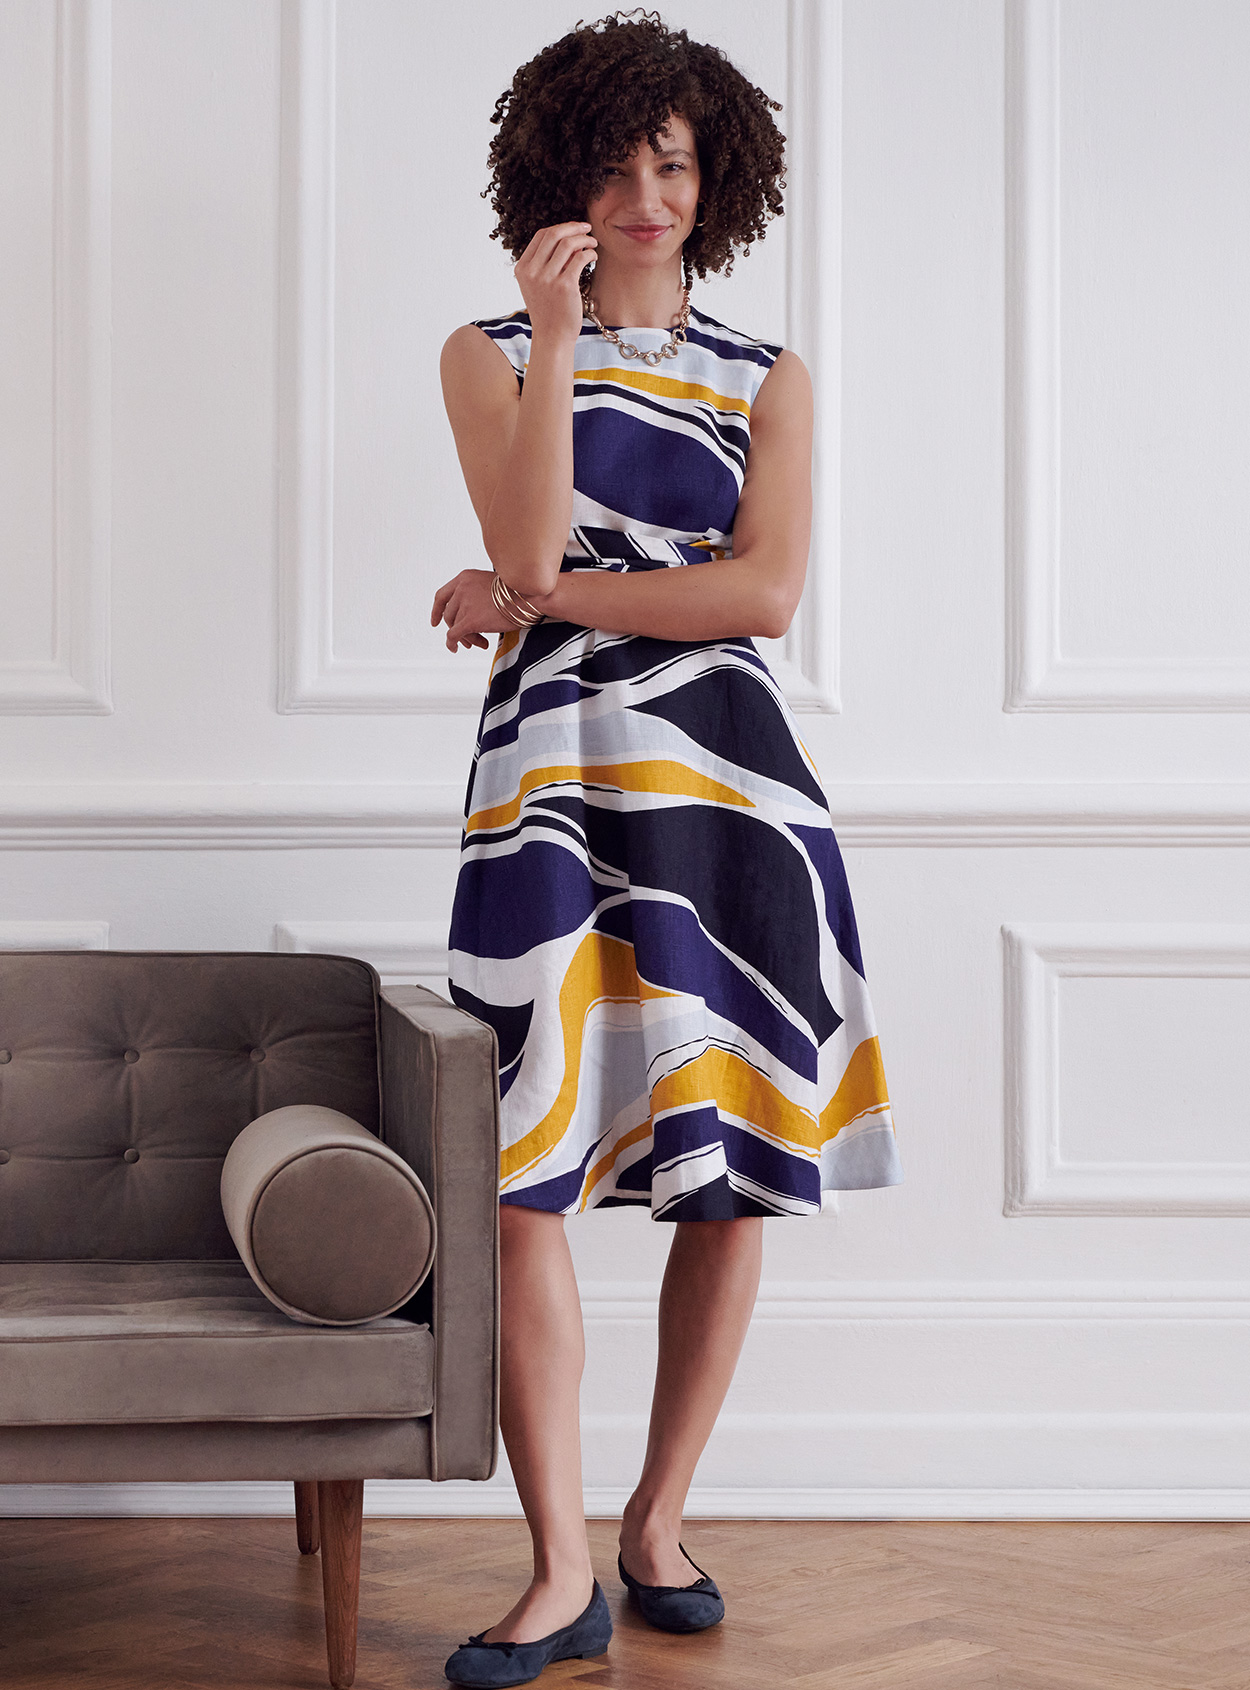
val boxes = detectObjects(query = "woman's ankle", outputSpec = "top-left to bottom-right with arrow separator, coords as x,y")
620,1493 -> 682,1545
530,1545 -> 596,1588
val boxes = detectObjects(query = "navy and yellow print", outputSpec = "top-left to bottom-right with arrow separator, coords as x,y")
449,307 -> 904,1219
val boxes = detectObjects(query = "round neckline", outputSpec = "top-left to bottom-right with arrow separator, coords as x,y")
580,316 -> 689,336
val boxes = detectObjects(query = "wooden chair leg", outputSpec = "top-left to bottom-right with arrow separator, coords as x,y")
318,1479 -> 364,1690
294,1480 -> 320,1555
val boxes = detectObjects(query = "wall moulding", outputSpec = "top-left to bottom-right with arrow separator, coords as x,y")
274,918 -> 448,986
576,1278 -> 1250,1323
771,0 -> 841,713
1004,0 -> 1250,713
1,0 -> 112,716
8,1477 -> 1250,1522
276,0 -> 841,714
5,782 -> 1250,850
0,921 -> 109,950
1004,922 -> 1250,1215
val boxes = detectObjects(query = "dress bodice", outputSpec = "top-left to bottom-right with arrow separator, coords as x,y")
472,306 -> 783,569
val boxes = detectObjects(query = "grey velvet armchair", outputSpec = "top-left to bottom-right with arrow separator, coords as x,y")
0,950 -> 500,1688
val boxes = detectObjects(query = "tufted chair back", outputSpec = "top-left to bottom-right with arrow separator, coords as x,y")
0,951 -> 382,1261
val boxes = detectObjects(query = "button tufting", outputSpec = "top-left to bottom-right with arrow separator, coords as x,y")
0,1149 -> 10,1164
124,1148 -> 140,1163
0,1049 -> 10,1063
123,1048 -> 139,1064
250,1048 -> 266,1063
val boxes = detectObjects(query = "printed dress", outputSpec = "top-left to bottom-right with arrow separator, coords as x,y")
448,305 -> 904,1220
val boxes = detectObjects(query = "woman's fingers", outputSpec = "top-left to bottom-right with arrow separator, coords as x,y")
554,239 -> 597,280
433,571 -> 484,632
434,570 -> 504,649
521,220 -> 593,264
446,619 -> 489,653
447,604 -> 484,647
550,243 -> 597,284
538,232 -> 596,278
430,578 -> 459,625
519,225 -> 596,284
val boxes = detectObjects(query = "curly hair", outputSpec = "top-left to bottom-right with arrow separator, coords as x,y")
484,9 -> 785,281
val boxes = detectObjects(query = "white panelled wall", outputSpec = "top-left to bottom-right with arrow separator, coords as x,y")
2,0 -> 1250,1519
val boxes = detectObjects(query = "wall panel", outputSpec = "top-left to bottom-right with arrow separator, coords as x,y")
1006,0 -> 1250,710
0,0 -> 111,714
1006,923 -> 1250,1213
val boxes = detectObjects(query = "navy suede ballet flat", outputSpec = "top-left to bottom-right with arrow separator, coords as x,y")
617,1542 -> 725,1633
443,1580 -> 612,1687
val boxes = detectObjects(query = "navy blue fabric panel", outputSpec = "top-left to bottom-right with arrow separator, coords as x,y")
572,406 -> 741,536
786,823 -> 867,980
450,840 -> 602,960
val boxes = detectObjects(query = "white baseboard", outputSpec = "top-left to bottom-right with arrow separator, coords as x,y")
6,1481 -> 1250,1520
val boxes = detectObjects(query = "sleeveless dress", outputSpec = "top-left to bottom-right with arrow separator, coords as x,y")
448,305 -> 904,1220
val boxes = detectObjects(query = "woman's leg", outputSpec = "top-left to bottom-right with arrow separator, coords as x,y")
619,1216 -> 764,1584
482,1203 -> 595,1643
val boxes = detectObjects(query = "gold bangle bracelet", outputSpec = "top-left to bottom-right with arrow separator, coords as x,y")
500,578 -> 546,627
489,572 -> 521,627
492,572 -> 546,628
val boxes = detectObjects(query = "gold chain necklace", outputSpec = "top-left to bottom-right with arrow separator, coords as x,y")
579,276 -> 691,367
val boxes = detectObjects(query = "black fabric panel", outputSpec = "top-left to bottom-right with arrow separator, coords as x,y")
567,634 -> 753,689
629,666 -> 828,809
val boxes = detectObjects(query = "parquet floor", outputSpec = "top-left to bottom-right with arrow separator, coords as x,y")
2,1516 -> 1249,1689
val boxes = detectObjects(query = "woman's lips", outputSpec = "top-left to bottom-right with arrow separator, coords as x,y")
617,225 -> 671,241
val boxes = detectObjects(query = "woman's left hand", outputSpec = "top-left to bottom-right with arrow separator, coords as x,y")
430,569 -> 519,651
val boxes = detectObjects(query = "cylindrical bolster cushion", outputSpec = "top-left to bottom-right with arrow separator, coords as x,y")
220,1104 -> 437,1326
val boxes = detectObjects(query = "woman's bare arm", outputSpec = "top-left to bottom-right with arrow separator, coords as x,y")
439,221 -> 596,598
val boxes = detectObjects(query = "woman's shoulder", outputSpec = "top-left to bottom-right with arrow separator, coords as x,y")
450,310 -> 532,382
685,306 -> 785,373
470,310 -> 532,359
684,306 -> 788,411
470,308 -> 532,337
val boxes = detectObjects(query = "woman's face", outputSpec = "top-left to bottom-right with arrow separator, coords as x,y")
585,110 -> 701,280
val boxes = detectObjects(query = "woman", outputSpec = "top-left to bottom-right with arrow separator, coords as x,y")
431,13 -> 904,1686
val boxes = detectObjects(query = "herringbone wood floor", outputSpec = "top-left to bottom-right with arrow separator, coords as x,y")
2,1517 -> 1248,1689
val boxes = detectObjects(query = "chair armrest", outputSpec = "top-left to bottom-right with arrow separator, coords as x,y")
379,984 -> 499,1481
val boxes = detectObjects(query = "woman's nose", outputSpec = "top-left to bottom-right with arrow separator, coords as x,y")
622,195 -> 664,223
621,174 -> 664,213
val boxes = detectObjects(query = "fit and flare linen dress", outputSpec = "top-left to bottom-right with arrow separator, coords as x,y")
448,305 -> 904,1221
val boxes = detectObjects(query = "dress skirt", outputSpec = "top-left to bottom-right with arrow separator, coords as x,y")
448,609 -> 904,1220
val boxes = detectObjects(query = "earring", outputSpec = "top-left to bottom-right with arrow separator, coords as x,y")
694,201 -> 706,227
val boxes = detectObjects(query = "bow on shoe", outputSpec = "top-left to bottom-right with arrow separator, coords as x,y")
627,1574 -> 716,1597
463,1634 -> 523,1656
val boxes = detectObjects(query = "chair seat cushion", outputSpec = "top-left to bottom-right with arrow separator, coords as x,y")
0,1261 -> 433,1426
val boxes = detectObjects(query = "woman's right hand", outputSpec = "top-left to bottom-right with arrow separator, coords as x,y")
513,221 -> 598,343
